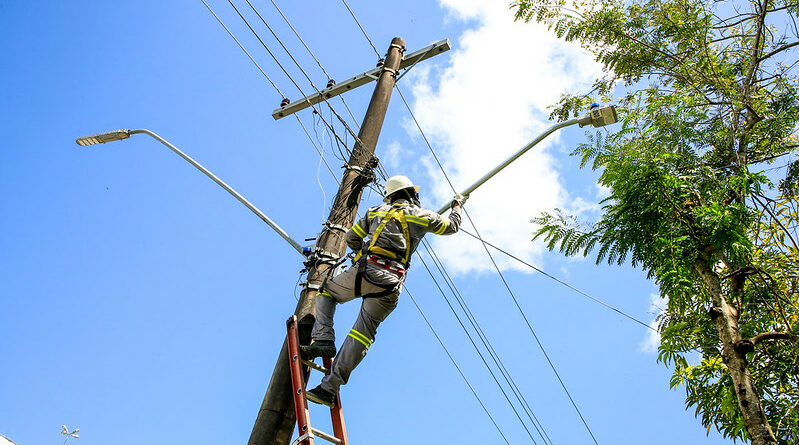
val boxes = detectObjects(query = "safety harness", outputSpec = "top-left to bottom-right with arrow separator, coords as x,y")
353,204 -> 412,298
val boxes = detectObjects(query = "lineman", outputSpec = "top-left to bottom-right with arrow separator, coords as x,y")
302,175 -> 466,406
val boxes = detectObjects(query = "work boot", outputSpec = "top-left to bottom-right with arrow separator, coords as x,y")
306,385 -> 336,407
300,340 -> 336,360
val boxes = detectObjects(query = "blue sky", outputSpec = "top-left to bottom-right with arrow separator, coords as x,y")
1,1 -> 731,444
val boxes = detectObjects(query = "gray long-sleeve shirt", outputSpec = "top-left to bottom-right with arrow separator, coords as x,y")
345,199 -> 462,267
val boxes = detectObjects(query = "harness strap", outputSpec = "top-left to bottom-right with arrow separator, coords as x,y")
366,206 -> 412,265
353,203 -> 412,298
353,252 -> 398,298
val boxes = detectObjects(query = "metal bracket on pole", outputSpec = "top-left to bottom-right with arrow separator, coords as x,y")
343,164 -> 363,173
324,222 -> 349,233
302,282 -> 322,291
271,39 -> 451,120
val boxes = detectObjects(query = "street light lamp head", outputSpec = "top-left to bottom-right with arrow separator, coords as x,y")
590,104 -> 618,127
75,129 -> 131,146
578,104 -> 618,128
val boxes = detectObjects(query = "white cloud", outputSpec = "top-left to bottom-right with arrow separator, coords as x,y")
641,293 -> 667,353
405,1 -> 602,274
383,141 -> 403,170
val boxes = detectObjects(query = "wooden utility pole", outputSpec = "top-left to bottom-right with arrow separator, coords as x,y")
248,37 -> 406,445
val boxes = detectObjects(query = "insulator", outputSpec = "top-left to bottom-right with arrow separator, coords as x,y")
280,98 -> 290,107
326,79 -> 336,88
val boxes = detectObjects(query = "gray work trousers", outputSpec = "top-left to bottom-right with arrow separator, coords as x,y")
312,264 -> 401,394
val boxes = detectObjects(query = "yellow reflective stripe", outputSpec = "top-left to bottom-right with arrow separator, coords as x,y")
348,329 -> 372,348
368,211 -> 389,218
319,289 -> 333,298
369,246 -> 398,259
352,222 -> 367,238
348,333 -> 369,348
397,211 -> 411,264
435,218 -> 449,235
404,215 -> 429,226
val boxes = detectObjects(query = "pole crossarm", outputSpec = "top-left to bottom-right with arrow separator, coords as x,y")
271,39 -> 450,120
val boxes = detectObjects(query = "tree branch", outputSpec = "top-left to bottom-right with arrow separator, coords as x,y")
734,332 -> 797,354
758,40 -> 799,62
749,331 -> 797,346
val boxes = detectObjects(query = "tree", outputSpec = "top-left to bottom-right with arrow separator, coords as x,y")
512,0 -> 799,443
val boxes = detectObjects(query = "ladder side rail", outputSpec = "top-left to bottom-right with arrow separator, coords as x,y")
287,316 -> 314,445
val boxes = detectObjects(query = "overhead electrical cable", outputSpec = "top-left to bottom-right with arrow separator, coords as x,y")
333,3 -> 598,442
397,81 -> 601,445
339,0 -> 381,58
416,253 -> 542,444
421,240 -> 556,445
458,229 -> 656,331
198,0 -> 339,186
267,0 -> 362,130
200,0 -> 284,96
405,287 -> 513,445
418,244 -> 554,445
225,0 -> 357,162
242,0 -> 366,162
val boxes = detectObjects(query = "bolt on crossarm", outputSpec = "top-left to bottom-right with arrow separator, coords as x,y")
75,128 -> 303,254
437,105 -> 617,214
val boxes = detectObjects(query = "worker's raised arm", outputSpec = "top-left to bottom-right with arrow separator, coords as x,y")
345,214 -> 369,251
422,197 -> 463,236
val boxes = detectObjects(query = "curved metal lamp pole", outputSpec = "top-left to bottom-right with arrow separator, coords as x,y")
437,105 -> 618,214
75,129 -> 303,255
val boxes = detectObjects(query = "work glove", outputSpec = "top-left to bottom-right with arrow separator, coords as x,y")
452,193 -> 468,208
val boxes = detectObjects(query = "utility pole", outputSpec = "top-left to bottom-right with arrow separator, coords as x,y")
249,36 -> 442,445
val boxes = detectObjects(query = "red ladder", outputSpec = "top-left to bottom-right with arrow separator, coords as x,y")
286,315 -> 348,445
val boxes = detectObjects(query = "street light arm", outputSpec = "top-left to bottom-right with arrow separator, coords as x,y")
77,128 -> 304,255
435,104 -> 618,214
127,129 -> 304,255
436,116 -> 584,214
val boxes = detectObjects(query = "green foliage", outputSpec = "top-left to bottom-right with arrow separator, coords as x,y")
515,0 -> 799,442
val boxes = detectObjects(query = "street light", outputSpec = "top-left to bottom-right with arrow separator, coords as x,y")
61,425 -> 79,445
75,128 -> 304,254
437,104 -> 618,213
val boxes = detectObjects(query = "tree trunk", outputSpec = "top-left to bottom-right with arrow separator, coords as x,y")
694,256 -> 778,445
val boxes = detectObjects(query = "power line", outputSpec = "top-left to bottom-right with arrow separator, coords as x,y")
198,0 -> 341,189
392,76 -> 598,445
225,0 -> 356,161
419,242 -> 555,445
339,0 -> 381,58
463,209 -> 601,445
334,3 -> 598,442
242,0 -> 368,163
391,57 -> 601,445
404,286 -> 513,445
422,240 -> 556,445
199,0 -> 284,97
267,0 -> 362,131
417,252 -> 542,444
458,229 -> 656,331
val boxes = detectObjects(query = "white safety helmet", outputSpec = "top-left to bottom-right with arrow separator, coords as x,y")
383,175 -> 420,202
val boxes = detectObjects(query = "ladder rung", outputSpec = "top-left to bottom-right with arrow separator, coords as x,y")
311,428 -> 342,445
302,358 -> 330,374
